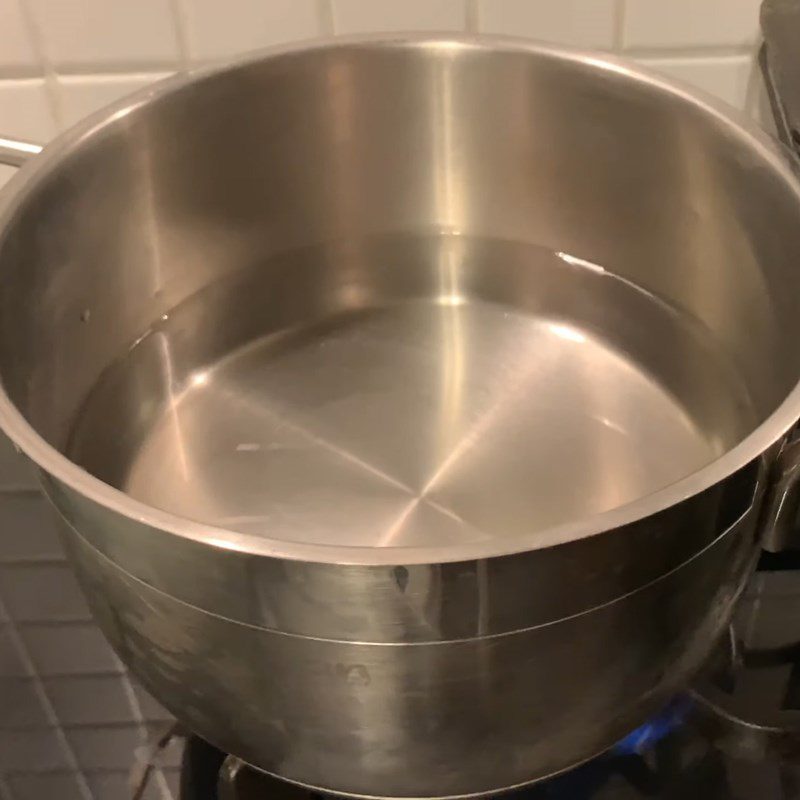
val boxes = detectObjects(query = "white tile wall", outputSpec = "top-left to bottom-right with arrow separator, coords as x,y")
181,0 -> 323,61
27,0 -> 181,70
0,0 -> 771,196
0,1 -> 778,798
0,79 -> 56,140
19,623 -> 124,676
0,729 -> 71,772
0,627 -> 30,677
88,770 -> 179,800
0,0 -> 39,74
478,0 -> 619,49
636,54 -> 755,108
5,774 -> 85,800
56,72 -> 173,127
333,0 -> 467,33
0,564 -> 92,622
45,676 -> 140,726
2,679 -> 49,727
69,727 -> 152,771
623,0 -> 761,49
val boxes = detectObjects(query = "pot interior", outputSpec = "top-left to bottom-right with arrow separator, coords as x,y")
1,39 -> 800,551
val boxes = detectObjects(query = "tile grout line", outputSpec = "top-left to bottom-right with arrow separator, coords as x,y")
623,43 -> 757,59
0,597 -> 94,799
17,619 -> 117,630
317,0 -> 335,36
0,558 -> 71,567
0,66 -> 46,80
46,62 -> 182,78
464,0 -> 479,33
16,0 -> 63,133
1,766 -> 182,780
167,0 -> 191,71
743,42 -> 764,119
3,618 -> 94,625
0,47 -> 759,84
0,487 -> 42,496
4,668 -> 125,679
120,670 -> 176,798
4,718 -> 175,733
612,0 -> 626,51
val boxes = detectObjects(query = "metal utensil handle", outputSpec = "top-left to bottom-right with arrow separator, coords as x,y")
0,136 -> 43,168
760,429 -> 800,552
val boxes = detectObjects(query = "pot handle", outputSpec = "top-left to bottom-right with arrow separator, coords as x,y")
0,136 -> 43,168
760,429 -> 800,552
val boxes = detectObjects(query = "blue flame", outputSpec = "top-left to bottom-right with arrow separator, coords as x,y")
610,695 -> 694,756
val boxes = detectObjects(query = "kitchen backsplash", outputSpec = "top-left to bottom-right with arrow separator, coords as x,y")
0,432 -> 182,800
0,1 -> 775,798
0,0 -> 772,197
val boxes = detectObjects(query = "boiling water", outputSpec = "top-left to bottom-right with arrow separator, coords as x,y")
68,234 -> 756,548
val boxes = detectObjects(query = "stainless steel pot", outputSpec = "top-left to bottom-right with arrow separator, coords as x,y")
2,35 -> 800,799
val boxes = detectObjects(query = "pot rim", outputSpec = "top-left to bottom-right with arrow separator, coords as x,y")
1,32 -> 799,566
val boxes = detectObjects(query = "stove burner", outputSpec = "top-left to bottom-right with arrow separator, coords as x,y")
689,571 -> 800,764
611,697 -> 694,757
179,721 -> 725,800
